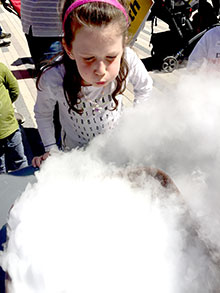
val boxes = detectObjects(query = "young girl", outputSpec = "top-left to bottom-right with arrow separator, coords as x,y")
32,0 -> 153,167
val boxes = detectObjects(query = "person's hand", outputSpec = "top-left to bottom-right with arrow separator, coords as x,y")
32,152 -> 50,168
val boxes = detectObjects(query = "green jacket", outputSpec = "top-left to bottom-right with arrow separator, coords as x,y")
0,62 -> 19,139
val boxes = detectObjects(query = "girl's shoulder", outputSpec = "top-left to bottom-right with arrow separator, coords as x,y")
40,63 -> 65,87
124,47 -> 141,67
124,46 -> 136,59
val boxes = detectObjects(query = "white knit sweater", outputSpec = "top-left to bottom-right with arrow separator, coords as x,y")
34,47 -> 153,151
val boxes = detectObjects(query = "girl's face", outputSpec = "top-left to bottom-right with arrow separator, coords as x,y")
64,23 -> 124,87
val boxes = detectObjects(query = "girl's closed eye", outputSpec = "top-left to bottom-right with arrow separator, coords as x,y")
83,57 -> 95,62
106,56 -> 117,62
83,56 -> 116,62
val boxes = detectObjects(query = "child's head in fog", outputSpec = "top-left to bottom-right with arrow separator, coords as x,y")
59,0 -> 130,102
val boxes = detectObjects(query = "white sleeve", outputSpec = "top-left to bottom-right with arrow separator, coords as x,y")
34,71 -> 58,152
126,47 -> 153,105
187,33 -> 208,71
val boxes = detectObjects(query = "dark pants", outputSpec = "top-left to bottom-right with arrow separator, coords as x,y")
25,27 -> 62,72
0,225 -> 7,293
0,128 -> 28,174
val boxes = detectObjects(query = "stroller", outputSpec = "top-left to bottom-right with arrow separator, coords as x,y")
1,0 -> 20,18
144,0 -> 219,72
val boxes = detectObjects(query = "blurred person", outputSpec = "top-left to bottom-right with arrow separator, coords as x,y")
211,0 -> 220,18
0,225 -> 6,293
0,25 -> 11,40
20,0 -> 63,72
0,62 -> 28,174
0,25 -> 11,47
187,25 -> 220,71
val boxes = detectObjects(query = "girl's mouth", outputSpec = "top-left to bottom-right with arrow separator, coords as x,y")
96,81 -> 106,85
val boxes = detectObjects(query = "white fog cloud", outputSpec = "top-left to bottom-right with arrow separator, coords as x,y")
1,70 -> 220,292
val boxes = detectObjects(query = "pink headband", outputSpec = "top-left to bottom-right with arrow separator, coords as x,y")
63,0 -> 129,29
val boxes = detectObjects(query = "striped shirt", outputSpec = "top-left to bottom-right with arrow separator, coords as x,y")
20,0 -> 62,37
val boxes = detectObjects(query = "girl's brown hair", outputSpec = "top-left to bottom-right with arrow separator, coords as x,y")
37,0 -> 130,115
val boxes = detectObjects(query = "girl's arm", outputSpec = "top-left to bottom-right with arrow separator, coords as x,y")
125,47 -> 153,105
34,71 -> 59,153
33,88 -> 59,167
33,68 -> 63,167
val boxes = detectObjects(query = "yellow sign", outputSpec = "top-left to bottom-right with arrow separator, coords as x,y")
128,0 -> 154,45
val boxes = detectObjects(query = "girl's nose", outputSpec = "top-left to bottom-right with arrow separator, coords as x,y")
94,61 -> 106,75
